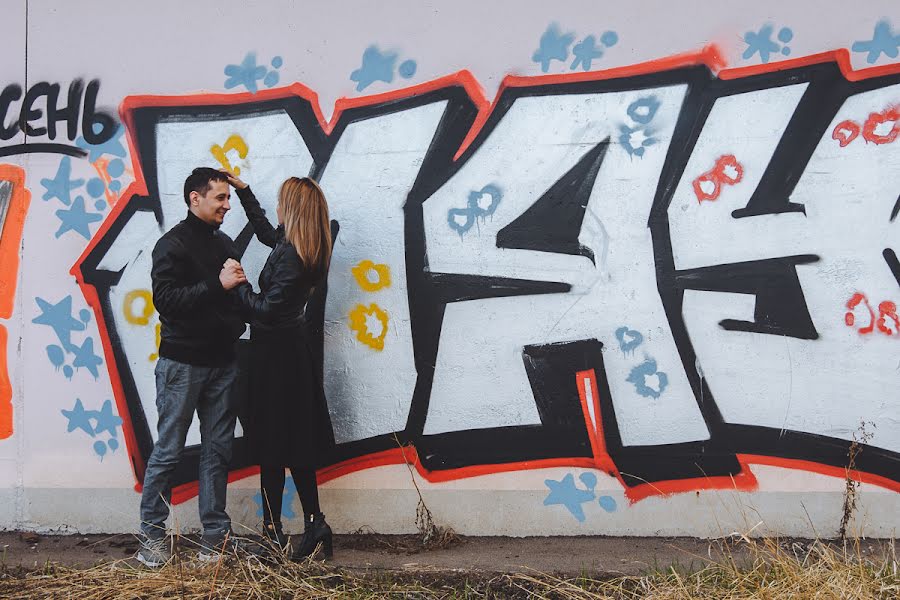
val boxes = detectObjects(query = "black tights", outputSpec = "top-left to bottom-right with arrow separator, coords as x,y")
259,465 -> 320,525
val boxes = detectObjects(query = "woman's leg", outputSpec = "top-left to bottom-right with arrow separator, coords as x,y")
289,467 -> 320,518
289,466 -> 332,559
259,465 -> 286,525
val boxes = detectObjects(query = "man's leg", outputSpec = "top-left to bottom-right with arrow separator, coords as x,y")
196,359 -> 238,547
139,357 -> 205,539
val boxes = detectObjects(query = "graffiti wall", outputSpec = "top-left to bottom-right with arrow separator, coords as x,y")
1,0 -> 898,536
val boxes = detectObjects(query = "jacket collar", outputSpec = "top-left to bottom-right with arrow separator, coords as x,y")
185,210 -> 217,236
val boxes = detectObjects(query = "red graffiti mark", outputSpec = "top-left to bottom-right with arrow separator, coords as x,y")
877,301 -> 899,336
862,106 -> 899,145
692,154 -> 744,203
846,293 -> 899,337
692,172 -> 721,202
832,120 -> 861,147
713,154 -> 744,184
845,292 -> 876,334
576,369 -> 617,475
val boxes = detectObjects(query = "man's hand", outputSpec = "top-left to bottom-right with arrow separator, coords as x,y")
219,258 -> 247,290
219,169 -> 248,190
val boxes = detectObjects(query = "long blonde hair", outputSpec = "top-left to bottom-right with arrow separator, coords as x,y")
279,177 -> 332,272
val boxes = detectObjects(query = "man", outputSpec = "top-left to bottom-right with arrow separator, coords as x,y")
137,167 -> 248,567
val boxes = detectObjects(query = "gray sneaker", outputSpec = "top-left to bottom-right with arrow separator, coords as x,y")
136,536 -> 171,568
197,533 -> 260,563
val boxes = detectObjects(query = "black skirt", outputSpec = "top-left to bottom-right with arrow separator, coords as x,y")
243,325 -> 330,468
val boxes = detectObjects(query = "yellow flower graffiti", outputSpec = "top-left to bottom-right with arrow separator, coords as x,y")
210,134 -> 249,176
351,260 -> 391,292
123,289 -> 154,326
348,303 -> 389,351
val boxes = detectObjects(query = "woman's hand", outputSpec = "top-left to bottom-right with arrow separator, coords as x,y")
219,258 -> 247,290
219,168 -> 248,190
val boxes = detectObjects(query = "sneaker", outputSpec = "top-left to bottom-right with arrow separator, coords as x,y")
136,536 -> 171,568
197,533 -> 262,563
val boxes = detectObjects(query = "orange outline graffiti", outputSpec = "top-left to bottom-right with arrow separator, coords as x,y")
0,165 -> 30,439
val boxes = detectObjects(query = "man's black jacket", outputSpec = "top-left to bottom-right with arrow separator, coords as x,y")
150,211 -> 246,367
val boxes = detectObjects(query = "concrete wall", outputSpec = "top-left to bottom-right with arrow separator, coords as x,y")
0,0 -> 898,537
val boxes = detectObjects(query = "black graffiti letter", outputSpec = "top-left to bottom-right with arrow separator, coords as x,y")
47,79 -> 84,141
82,80 -> 116,144
0,85 -> 21,140
20,82 -> 49,137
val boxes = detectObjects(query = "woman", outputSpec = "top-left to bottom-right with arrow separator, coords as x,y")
220,171 -> 333,560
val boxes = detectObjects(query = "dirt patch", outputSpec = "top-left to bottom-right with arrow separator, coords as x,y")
339,527 -> 462,555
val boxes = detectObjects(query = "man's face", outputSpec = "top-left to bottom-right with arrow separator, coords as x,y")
190,180 -> 231,227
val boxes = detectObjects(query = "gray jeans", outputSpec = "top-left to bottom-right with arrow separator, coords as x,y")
139,357 -> 237,544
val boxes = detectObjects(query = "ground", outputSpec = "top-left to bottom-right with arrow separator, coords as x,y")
0,530 -> 743,575
0,532 -> 896,598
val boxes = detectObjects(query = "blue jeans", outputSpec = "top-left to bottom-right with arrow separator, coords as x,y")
139,357 -> 237,545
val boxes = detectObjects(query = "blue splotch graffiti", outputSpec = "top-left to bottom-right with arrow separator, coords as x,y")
619,96 -> 660,158
852,20 -> 899,65
33,296 -> 102,380
447,184 -> 502,238
350,46 -> 418,92
41,125 -> 127,237
224,52 -> 283,93
743,24 -> 794,63
626,358 -> 669,399
61,398 -> 123,459
544,471 -> 619,522
252,475 -> 298,519
615,326 -> 644,354
533,23 -> 618,73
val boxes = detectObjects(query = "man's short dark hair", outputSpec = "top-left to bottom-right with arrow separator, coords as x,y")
183,168 -> 229,206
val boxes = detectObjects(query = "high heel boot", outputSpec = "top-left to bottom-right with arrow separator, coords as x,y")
262,521 -> 289,552
291,513 -> 333,560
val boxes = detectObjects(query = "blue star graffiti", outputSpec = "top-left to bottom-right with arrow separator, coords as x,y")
742,24 -> 795,64
350,45 -> 418,92
852,20 -> 900,65
532,23 -> 619,73
543,472 -> 618,522
223,52 -> 284,93
40,122 -> 129,239
61,398 -> 123,460
32,296 -> 102,381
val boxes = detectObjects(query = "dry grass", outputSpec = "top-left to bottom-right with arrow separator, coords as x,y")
515,536 -> 900,599
0,535 -> 897,599
392,433 -> 459,551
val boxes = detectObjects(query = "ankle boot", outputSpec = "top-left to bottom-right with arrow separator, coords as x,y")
291,513 -> 333,560
262,521 -> 288,551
